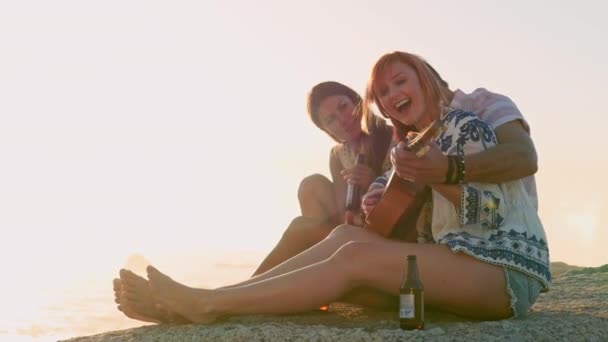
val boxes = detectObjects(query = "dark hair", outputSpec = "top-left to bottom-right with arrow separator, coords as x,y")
306,81 -> 392,176
306,81 -> 362,142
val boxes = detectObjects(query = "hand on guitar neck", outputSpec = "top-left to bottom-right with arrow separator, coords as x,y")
391,124 -> 449,185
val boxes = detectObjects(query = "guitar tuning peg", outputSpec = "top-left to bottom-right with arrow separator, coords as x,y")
433,124 -> 447,139
415,145 -> 431,158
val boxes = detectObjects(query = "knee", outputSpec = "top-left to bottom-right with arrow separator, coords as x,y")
298,174 -> 331,201
326,224 -> 366,243
329,241 -> 376,275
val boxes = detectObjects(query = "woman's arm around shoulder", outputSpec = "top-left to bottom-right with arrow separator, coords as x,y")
464,120 -> 537,183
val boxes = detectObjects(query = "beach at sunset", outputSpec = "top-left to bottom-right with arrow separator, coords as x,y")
64,262 -> 608,341
3,256 -> 606,341
1,251 -> 264,341
1,1 -> 607,341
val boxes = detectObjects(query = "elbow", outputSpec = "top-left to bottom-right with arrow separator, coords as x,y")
524,147 -> 538,176
529,160 -> 538,176
516,144 -> 538,177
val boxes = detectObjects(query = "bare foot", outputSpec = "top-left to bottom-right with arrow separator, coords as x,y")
115,269 -> 188,323
113,279 -> 160,323
113,278 -> 122,304
147,265 -> 218,324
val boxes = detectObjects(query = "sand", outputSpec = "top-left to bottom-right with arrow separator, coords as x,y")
63,263 -> 608,341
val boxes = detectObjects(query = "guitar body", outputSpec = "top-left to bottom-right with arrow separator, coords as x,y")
365,172 -> 429,241
364,120 -> 443,241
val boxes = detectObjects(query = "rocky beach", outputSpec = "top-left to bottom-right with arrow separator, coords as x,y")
64,263 -> 608,341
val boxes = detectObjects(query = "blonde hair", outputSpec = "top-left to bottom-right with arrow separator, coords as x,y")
363,51 -> 451,141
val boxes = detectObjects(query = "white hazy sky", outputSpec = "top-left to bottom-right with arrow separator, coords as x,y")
0,1 -> 607,337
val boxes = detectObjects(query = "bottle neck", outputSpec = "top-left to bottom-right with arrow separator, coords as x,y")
355,153 -> 366,166
406,258 -> 419,281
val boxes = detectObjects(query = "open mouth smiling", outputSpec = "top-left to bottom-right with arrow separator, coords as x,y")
395,98 -> 411,114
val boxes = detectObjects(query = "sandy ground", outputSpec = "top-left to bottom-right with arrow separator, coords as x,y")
63,263 -> 608,341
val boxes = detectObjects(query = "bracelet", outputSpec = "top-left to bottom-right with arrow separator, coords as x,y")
445,156 -> 465,184
445,156 -> 455,184
454,156 -> 466,183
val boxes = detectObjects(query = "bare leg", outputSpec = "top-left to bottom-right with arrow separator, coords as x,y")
113,224 -> 367,322
148,240 -> 511,323
340,287 -> 398,310
235,226 -> 410,311
227,225 -> 377,289
252,217 -> 334,276
252,223 -> 398,309
252,175 -> 339,276
298,174 -> 338,220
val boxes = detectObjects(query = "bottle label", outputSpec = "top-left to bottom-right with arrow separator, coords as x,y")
346,184 -> 354,205
399,294 -> 414,318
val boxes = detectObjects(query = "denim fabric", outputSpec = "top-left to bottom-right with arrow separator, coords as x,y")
504,267 -> 543,318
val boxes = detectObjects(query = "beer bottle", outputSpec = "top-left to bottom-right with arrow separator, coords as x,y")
400,255 -> 424,330
345,153 -> 366,224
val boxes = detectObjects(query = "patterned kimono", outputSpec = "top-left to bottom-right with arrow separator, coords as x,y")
374,109 -> 551,290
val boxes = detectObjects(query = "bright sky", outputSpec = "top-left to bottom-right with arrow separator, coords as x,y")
1,0 -> 607,339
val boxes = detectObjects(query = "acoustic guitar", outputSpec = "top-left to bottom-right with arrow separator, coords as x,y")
364,120 -> 444,241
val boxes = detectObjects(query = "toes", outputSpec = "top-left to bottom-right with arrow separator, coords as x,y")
121,269 -> 152,292
122,279 -> 150,298
122,279 -> 137,292
146,265 -> 166,278
120,269 -> 138,285
118,298 -> 163,324
147,265 -> 172,285
114,278 -> 122,303
146,266 -> 162,285
119,268 -> 128,278
124,290 -> 143,302
113,278 -> 122,291
146,265 -> 158,277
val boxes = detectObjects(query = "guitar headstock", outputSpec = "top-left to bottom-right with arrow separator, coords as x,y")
406,121 -> 446,157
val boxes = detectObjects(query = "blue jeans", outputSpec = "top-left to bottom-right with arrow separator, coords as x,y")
504,268 -> 543,318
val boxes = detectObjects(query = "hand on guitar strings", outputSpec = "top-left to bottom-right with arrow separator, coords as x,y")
390,141 -> 449,184
361,183 -> 385,217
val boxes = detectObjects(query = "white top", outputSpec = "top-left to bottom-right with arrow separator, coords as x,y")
372,109 -> 551,289
450,88 -> 538,210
